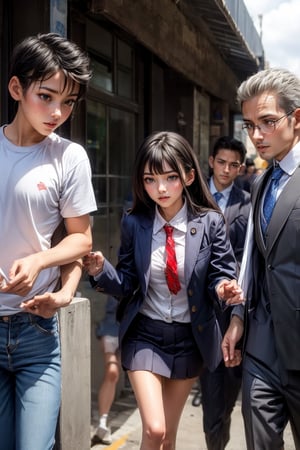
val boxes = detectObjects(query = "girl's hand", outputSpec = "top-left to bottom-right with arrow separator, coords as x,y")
83,251 -> 105,276
216,279 -> 244,305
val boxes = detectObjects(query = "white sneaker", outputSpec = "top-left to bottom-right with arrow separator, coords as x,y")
96,425 -> 112,445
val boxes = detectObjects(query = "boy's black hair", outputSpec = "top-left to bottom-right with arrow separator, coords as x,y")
9,33 -> 92,101
211,136 -> 246,164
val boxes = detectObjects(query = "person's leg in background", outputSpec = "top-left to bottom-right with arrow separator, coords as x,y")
96,335 -> 120,445
192,376 -> 202,407
200,361 -> 242,450
200,363 -> 226,450
221,365 -> 242,447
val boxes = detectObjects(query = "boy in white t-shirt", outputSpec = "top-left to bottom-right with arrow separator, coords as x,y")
0,33 -> 97,449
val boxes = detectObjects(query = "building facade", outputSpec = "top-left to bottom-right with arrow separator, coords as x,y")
0,0 -> 263,399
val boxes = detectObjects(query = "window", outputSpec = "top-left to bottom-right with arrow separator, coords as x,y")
86,23 -> 138,260
87,20 -> 135,100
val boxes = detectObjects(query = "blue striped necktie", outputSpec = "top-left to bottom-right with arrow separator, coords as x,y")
213,192 -> 223,205
262,165 -> 284,235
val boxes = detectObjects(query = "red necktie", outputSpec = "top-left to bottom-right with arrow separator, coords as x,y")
164,225 -> 181,295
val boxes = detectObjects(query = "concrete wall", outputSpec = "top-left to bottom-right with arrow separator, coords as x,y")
80,280 -> 125,410
54,297 -> 91,450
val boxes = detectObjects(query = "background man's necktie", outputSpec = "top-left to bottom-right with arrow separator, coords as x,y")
262,165 -> 284,235
164,225 -> 181,295
213,191 -> 223,206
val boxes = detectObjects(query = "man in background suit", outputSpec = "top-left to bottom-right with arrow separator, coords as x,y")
223,68 -> 300,449
199,136 -> 251,450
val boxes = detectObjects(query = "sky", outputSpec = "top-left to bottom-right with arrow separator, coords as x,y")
243,0 -> 300,76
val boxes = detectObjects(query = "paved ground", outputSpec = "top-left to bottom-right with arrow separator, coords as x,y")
90,385 -> 295,450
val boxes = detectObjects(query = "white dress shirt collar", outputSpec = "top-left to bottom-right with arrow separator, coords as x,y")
209,177 -> 233,203
274,141 -> 300,176
153,199 -> 188,235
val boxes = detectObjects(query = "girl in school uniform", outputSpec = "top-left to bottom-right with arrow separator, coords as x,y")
84,131 -> 241,450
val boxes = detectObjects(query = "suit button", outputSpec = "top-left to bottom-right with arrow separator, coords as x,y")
191,305 -> 197,313
267,264 -> 273,270
188,289 -> 193,296
198,324 -> 203,332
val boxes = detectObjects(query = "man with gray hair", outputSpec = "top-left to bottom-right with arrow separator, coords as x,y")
222,67 -> 300,449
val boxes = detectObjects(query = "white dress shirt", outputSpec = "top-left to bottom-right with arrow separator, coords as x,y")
139,201 -> 190,323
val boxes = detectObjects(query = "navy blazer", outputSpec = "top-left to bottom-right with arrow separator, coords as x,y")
211,183 -> 250,335
207,178 -> 250,264
93,208 -> 237,372
224,184 -> 251,265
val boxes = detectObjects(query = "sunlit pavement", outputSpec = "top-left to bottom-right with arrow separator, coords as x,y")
91,386 -> 294,450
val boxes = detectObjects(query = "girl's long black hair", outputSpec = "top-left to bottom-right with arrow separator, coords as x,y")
131,131 -> 216,215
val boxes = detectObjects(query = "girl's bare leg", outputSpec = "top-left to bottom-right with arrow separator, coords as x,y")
128,370 -> 196,450
161,377 -> 196,450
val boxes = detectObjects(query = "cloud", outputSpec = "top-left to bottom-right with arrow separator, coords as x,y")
244,0 -> 300,76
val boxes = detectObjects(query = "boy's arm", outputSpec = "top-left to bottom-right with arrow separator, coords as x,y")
20,259 -> 83,318
4,215 -> 92,297
20,220 -> 84,318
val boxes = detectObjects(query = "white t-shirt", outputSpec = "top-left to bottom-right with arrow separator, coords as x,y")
0,126 -> 97,314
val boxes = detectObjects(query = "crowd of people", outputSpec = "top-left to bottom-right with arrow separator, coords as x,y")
1,30 -> 300,450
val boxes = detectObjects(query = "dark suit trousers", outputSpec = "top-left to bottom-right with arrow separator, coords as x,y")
242,355 -> 300,450
200,361 -> 242,450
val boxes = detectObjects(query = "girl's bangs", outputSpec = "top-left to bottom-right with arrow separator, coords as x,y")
146,144 -> 178,174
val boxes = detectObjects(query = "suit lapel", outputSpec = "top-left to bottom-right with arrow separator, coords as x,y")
185,220 -> 204,284
252,168 -> 271,254
225,186 -> 240,225
136,215 -> 153,291
252,165 -> 300,256
266,165 -> 300,255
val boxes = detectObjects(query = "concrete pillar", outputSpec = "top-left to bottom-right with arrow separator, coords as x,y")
54,297 -> 91,450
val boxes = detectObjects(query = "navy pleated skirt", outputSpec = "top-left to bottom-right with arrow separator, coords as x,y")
121,313 -> 202,379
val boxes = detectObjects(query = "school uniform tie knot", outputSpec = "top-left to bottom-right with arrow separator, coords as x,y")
164,225 -> 181,295
213,191 -> 223,205
262,165 -> 284,235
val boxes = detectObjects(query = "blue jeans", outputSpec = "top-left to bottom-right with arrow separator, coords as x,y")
0,313 -> 61,450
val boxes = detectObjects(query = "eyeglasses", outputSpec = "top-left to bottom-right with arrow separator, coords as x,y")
242,110 -> 295,135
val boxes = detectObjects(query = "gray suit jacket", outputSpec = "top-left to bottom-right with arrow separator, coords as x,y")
245,164 -> 300,370
93,208 -> 237,372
